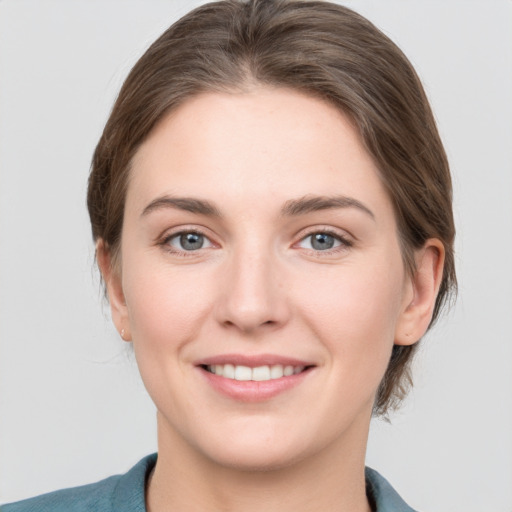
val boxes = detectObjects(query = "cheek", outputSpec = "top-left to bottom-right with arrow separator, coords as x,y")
120,261 -> 217,416
122,261 -> 214,350
293,256 -> 405,370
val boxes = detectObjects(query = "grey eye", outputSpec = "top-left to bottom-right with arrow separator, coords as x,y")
311,233 -> 335,250
180,233 -> 204,250
299,232 -> 342,251
169,232 -> 212,251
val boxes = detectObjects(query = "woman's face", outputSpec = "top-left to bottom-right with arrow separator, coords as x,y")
110,88 -> 419,470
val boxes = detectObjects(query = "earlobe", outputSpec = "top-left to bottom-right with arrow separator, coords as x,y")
96,239 -> 131,342
395,239 -> 445,346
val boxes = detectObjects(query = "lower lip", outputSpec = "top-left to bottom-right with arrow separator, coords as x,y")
198,367 -> 313,402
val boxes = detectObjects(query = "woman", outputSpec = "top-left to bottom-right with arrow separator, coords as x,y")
2,1 -> 456,510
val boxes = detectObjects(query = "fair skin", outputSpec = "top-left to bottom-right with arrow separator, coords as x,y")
98,88 -> 444,512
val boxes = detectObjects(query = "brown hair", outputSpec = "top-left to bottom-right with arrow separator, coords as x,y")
87,0 -> 456,416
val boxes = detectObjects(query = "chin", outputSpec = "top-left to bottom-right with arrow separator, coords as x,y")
203,439 -> 309,473
190,413 -> 346,474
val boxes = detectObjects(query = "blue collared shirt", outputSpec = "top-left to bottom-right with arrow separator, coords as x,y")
2,454 -> 417,512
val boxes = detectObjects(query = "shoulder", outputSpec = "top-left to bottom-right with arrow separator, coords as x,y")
365,467 -> 418,512
1,474 -> 121,512
1,453 -> 157,512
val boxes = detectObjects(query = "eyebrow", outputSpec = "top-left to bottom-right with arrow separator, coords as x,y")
141,194 -> 375,220
280,195 -> 375,220
141,196 -> 222,218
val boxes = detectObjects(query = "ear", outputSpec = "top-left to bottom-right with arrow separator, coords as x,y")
394,239 -> 445,346
96,239 -> 131,342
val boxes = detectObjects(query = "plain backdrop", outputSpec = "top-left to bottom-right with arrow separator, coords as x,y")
1,1 -> 511,510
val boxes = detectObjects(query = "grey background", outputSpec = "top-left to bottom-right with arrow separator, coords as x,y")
1,1 -> 511,510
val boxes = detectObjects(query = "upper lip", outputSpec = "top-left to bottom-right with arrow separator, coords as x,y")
195,353 -> 315,368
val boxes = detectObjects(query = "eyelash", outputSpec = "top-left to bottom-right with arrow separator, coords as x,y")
158,227 -> 353,257
297,228 -> 353,255
159,228 -> 214,257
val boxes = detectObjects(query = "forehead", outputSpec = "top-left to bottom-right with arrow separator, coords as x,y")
128,88 -> 392,221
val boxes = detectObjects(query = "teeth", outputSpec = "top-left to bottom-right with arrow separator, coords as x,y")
252,365 -> 270,381
270,365 -> 284,379
234,365 -> 252,381
223,364 -> 235,379
206,364 -> 306,381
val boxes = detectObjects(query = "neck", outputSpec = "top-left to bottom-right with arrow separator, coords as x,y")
146,413 -> 372,512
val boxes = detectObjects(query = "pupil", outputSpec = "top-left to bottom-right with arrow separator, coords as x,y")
180,233 -> 203,250
312,233 -> 334,250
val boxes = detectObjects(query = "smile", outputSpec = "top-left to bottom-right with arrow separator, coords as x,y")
205,364 -> 306,381
197,355 -> 315,401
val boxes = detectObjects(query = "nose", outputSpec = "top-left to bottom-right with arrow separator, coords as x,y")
215,245 -> 290,334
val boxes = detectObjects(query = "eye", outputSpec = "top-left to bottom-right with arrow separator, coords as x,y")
298,231 -> 348,251
166,231 -> 213,252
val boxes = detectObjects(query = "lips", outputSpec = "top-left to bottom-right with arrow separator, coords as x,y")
196,354 -> 315,402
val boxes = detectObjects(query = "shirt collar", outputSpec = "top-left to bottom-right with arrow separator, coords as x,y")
112,454 -> 416,512
365,467 -> 417,512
